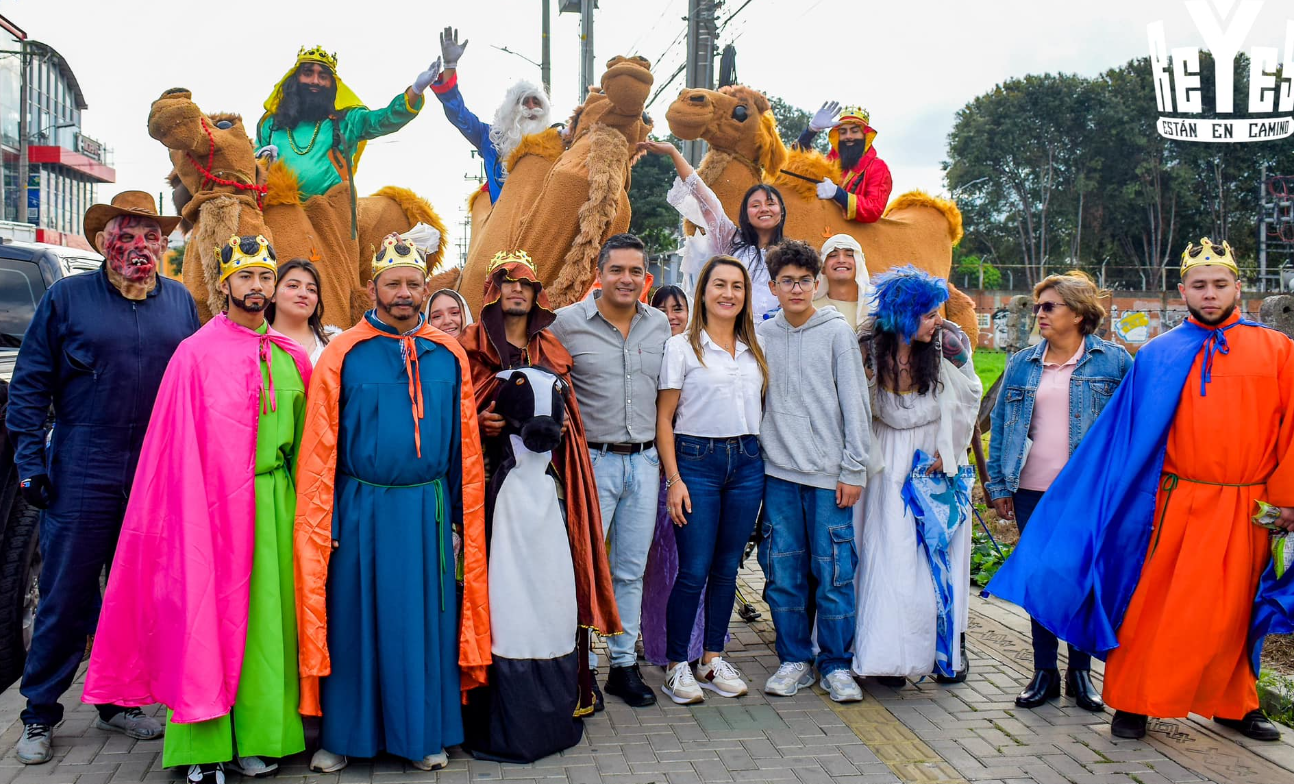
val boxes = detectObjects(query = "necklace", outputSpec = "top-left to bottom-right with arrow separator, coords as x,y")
287,119 -> 324,155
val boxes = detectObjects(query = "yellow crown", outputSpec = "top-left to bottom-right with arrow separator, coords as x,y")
837,106 -> 870,127
488,250 -> 537,274
371,232 -> 427,278
1180,237 -> 1239,276
217,235 -> 277,283
297,45 -> 338,72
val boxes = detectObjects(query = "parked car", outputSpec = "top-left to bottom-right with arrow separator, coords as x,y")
0,239 -> 102,686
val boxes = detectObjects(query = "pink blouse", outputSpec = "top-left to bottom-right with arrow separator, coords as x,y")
1018,345 -> 1084,492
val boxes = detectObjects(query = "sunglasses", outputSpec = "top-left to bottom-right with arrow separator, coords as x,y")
1032,301 -> 1069,315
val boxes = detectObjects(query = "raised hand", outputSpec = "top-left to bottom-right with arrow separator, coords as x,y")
809,100 -> 841,132
439,27 -> 469,69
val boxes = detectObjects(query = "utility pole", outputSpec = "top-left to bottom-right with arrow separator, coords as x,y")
579,0 -> 595,102
541,0 -> 552,96
1259,163 -> 1268,292
682,0 -> 718,166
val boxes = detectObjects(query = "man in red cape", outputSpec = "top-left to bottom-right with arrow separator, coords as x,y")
797,103 -> 893,223
458,249 -> 621,715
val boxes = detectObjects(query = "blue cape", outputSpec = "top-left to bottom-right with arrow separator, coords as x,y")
987,318 -> 1293,669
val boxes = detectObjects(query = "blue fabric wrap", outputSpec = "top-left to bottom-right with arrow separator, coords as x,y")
986,318 -> 1291,663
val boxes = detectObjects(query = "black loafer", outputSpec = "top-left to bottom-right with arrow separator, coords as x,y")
1111,710 -> 1147,739
591,670 -> 605,713
875,676 -> 907,688
1015,668 -> 1061,708
605,664 -> 657,707
1065,669 -> 1104,712
1215,710 -> 1281,741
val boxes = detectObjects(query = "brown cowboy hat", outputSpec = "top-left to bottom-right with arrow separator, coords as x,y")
83,191 -> 182,252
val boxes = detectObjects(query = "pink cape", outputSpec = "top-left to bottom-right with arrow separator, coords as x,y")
82,315 -> 311,723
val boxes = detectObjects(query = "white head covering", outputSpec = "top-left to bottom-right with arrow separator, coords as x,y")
814,234 -> 869,315
428,288 -> 475,328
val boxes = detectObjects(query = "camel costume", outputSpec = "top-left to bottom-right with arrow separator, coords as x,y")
452,56 -> 654,315
151,89 -> 446,331
664,85 -> 979,344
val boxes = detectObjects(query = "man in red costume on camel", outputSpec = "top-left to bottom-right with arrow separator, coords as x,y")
796,103 -> 893,224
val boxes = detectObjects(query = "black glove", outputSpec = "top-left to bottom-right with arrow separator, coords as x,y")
19,474 -> 52,510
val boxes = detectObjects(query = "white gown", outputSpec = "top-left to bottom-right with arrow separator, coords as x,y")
852,387 -> 972,678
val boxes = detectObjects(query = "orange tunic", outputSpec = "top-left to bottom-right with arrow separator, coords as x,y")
1104,312 -> 1294,718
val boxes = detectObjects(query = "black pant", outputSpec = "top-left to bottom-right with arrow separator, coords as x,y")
1013,489 -> 1092,671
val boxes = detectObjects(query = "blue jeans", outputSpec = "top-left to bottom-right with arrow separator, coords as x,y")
666,435 -> 764,664
589,447 -> 661,669
758,477 -> 857,675
22,507 -> 123,726
1014,489 -> 1091,672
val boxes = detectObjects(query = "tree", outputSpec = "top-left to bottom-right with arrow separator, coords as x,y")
628,133 -> 685,259
768,96 -> 830,154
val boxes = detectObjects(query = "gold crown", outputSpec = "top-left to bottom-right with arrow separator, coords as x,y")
372,232 -> 427,277
837,106 -> 870,127
1180,237 -> 1239,276
297,45 -> 338,72
488,250 -> 536,273
217,235 -> 277,283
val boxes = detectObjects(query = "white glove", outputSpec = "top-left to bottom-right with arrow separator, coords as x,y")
817,178 -> 838,200
412,57 -> 443,96
439,26 -> 469,69
254,144 -> 279,163
400,222 -> 442,255
809,100 -> 841,133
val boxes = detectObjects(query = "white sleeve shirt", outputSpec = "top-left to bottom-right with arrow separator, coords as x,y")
659,331 -> 764,438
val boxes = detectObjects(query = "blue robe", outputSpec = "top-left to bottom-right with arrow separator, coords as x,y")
319,312 -> 464,760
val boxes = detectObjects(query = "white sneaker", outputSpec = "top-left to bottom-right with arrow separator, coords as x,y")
228,756 -> 278,778
764,662 -> 815,697
662,662 -> 705,704
697,656 -> 748,697
410,750 -> 449,771
185,763 -> 225,784
309,748 -> 349,773
821,669 -> 864,703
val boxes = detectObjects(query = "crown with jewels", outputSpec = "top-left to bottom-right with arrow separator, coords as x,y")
297,45 -> 338,72
1180,237 -> 1239,276
837,106 -> 871,127
488,250 -> 537,274
217,235 -> 277,283
372,232 -> 427,277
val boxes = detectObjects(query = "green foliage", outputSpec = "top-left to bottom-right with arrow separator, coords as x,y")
945,54 -> 1294,290
974,349 -> 1007,395
970,526 -> 1012,586
628,133 -> 684,258
1257,670 -> 1294,728
955,254 -> 1003,289
768,96 -> 830,154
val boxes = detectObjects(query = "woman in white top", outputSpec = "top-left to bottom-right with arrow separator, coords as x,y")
657,255 -> 769,705
638,140 -> 786,322
267,258 -> 331,365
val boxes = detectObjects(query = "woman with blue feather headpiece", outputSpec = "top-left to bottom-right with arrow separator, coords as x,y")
852,265 -> 982,687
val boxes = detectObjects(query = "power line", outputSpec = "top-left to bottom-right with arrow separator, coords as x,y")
628,0 -> 682,56
649,25 -> 687,70
646,61 -> 688,110
719,0 -> 756,30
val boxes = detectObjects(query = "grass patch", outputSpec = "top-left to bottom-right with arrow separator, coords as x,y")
975,349 -> 1007,397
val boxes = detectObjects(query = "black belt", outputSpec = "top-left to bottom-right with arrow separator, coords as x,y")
588,440 -> 654,454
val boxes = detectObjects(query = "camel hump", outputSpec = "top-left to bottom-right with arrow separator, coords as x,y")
883,190 -> 964,245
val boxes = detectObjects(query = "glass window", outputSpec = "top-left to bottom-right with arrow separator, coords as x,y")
0,257 -> 46,346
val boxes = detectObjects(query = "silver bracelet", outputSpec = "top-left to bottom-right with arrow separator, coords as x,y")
666,472 -> 682,488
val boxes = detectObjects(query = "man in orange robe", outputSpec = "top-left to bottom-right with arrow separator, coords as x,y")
989,238 -> 1294,742
458,250 -> 621,716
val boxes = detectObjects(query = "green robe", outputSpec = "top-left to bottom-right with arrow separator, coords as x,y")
256,92 -> 422,199
162,324 -> 307,766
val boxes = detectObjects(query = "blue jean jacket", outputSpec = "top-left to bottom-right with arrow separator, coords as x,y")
986,334 -> 1131,500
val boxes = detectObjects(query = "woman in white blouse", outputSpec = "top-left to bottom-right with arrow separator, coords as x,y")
656,255 -> 769,705
638,140 -> 786,322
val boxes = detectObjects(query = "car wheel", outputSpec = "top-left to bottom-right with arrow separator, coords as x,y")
0,496 -> 39,686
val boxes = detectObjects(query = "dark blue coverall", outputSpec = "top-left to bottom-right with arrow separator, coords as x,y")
5,265 -> 198,726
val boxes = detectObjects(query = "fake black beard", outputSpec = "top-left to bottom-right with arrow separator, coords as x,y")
230,293 -> 268,313
277,81 -> 336,128
838,140 -> 865,171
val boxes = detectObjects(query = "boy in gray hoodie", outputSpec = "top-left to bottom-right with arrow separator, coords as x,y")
755,240 -> 871,703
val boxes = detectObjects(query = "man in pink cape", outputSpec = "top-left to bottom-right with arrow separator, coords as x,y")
83,235 -> 312,784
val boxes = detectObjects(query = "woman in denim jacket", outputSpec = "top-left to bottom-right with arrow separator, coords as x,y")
987,271 -> 1131,712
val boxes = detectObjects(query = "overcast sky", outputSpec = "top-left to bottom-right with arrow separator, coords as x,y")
5,0 -> 1292,263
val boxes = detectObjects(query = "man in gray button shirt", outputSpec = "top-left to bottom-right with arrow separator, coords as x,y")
551,234 -> 670,708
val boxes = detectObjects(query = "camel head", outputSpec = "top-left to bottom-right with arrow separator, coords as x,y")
572,56 -> 653,146
149,89 -> 261,213
666,85 -> 787,177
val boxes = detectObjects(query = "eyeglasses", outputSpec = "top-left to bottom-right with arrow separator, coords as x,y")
775,277 -> 815,292
1031,301 -> 1070,315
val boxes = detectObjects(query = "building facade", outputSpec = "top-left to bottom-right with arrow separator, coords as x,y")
0,16 -> 114,251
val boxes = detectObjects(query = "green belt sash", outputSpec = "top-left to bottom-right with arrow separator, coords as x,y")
1151,473 -> 1265,558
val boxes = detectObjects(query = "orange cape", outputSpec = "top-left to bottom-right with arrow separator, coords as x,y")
293,318 -> 490,716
